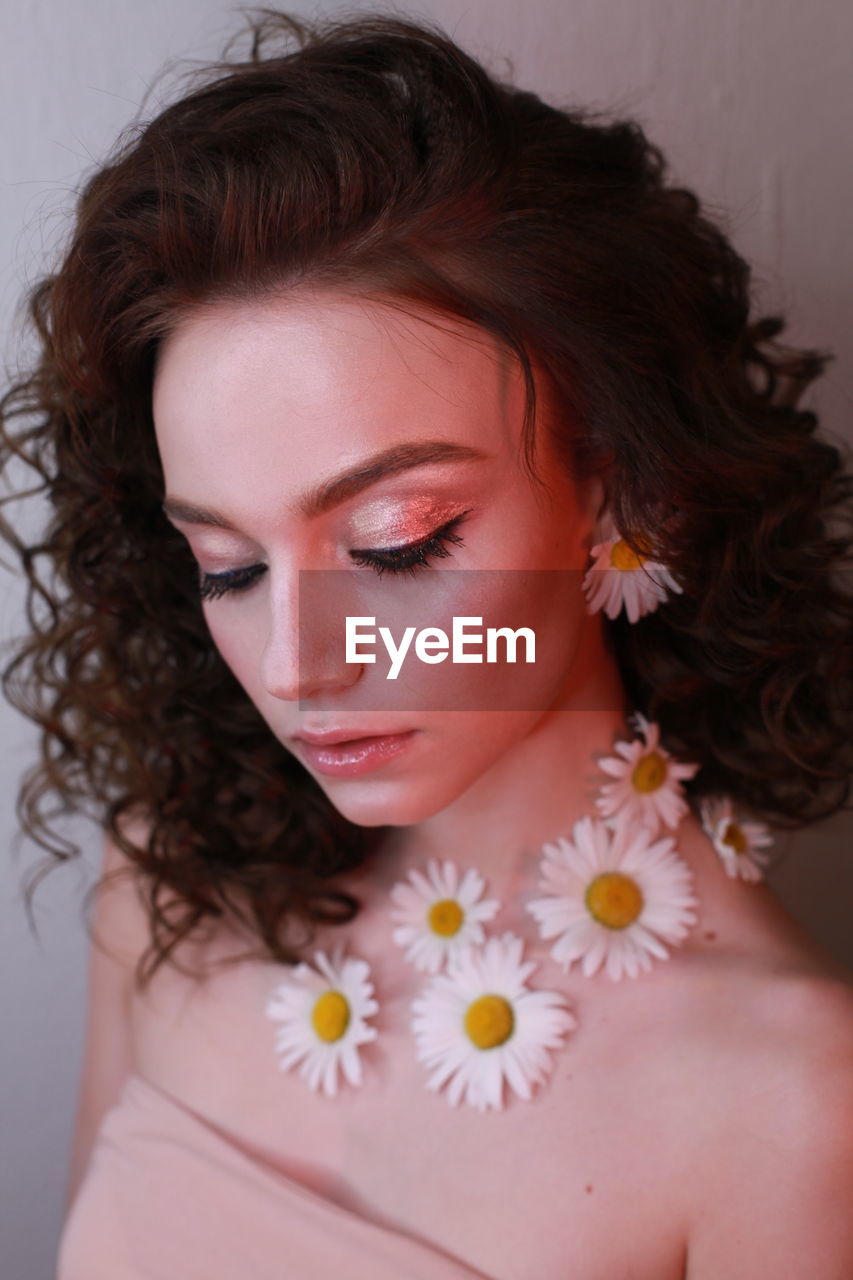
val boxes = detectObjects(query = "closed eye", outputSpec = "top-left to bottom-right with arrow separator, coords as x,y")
196,509 -> 473,601
348,510 -> 472,578
197,562 -> 267,601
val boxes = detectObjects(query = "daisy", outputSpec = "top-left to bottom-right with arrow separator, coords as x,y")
389,858 -> 501,973
265,943 -> 379,1097
582,528 -> 683,623
411,931 -> 576,1111
594,712 -> 700,836
525,814 -> 697,981
699,793 -> 773,882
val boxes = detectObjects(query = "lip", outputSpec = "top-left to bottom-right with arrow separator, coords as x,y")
294,727 -> 412,746
293,730 -> 418,777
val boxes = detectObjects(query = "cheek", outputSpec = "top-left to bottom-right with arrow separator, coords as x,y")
381,567 -> 584,714
481,477 -> 589,574
203,607 -> 262,693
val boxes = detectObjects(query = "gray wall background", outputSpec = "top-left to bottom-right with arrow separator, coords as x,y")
1,1 -> 851,1275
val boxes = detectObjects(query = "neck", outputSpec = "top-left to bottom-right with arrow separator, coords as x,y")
362,614 -> 633,901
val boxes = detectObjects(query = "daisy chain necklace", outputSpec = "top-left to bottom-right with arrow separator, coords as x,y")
265,711 -> 773,1112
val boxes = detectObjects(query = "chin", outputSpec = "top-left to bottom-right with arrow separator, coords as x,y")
314,774 -> 469,829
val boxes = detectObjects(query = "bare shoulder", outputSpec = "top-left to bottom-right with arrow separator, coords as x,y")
88,810 -> 155,976
672,810 -> 853,1101
681,971 -> 853,1278
65,811 -> 156,1214
668,816 -> 853,1277
674,810 -> 849,973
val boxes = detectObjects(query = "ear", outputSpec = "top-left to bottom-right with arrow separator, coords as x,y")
577,474 -> 614,548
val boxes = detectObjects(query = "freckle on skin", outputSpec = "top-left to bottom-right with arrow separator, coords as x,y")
585,1184 -> 593,1194
704,931 -> 717,941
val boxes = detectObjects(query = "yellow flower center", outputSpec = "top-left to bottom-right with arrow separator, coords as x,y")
609,537 -> 651,571
311,990 -> 350,1043
428,898 -> 464,937
631,750 -> 668,794
464,994 -> 515,1049
585,872 -> 644,929
722,820 -> 747,854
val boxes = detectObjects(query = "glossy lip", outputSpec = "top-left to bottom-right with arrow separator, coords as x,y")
293,726 -> 413,746
293,730 -> 418,777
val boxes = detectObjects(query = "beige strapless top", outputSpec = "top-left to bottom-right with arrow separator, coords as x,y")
57,1070 -> 493,1279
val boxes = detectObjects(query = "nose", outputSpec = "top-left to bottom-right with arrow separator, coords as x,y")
259,569 -> 363,703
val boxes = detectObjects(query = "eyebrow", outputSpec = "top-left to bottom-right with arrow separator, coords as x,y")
161,439 -> 490,529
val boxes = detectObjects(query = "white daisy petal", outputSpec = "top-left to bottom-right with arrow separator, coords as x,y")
698,794 -> 774,882
502,1047 -> 533,1101
596,757 -> 628,778
593,718 -> 701,840
411,932 -> 575,1111
479,1050 -> 504,1111
407,868 -> 437,899
265,947 -> 379,1096
525,815 -> 698,981
580,934 -> 609,978
389,858 -> 502,974
456,869 -> 483,906
428,858 -> 457,900
321,1051 -> 338,1098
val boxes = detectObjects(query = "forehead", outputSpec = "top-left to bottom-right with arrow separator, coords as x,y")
151,292 -> 534,527
152,290 -> 524,446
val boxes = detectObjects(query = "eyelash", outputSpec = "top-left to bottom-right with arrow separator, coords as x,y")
349,510 -> 472,579
197,563 -> 267,602
196,510 -> 472,601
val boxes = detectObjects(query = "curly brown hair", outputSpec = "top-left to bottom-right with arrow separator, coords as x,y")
1,9 -> 851,992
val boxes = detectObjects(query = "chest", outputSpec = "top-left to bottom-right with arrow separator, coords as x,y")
130,912 -> 689,1280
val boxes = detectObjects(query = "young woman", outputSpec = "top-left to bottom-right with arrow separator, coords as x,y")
2,11 -> 852,1279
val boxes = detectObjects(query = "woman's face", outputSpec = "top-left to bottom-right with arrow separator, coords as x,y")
153,290 -> 608,827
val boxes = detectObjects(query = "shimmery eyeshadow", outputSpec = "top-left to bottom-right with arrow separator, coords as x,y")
348,495 -> 457,546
